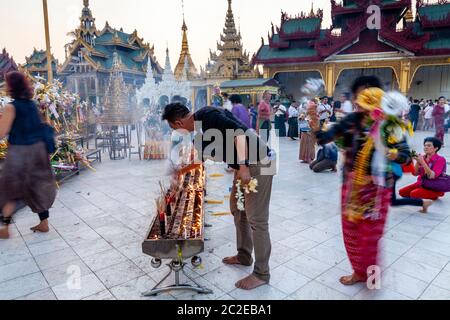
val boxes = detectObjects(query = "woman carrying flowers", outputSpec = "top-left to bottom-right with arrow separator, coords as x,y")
307,76 -> 411,286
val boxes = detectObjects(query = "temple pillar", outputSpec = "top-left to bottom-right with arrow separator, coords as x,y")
74,78 -> 79,95
191,89 -> 196,112
95,77 -> 99,106
84,79 -> 89,102
324,63 -> 336,97
251,94 -> 257,106
399,59 -> 412,95
263,67 -> 271,79
206,86 -> 212,106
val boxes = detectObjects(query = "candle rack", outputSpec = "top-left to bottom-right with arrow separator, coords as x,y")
141,165 -> 212,296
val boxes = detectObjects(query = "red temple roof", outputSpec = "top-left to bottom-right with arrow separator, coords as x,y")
254,0 -> 450,66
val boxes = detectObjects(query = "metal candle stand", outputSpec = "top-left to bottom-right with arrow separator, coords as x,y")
141,166 -> 213,296
142,244 -> 212,297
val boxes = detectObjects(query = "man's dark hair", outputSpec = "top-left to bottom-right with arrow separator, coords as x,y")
350,76 -> 383,95
229,94 -> 242,104
162,103 -> 190,122
222,92 -> 229,98
424,137 -> 443,152
414,99 -> 419,103
439,96 -> 446,100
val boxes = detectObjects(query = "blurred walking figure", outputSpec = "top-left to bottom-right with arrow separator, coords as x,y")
423,102 -> 434,131
409,99 -> 420,131
433,96 -> 447,145
308,76 -> 410,286
273,100 -> 287,137
287,102 -> 299,140
0,72 -> 57,239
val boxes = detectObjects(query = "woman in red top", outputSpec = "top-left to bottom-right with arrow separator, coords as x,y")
400,137 -> 447,201
257,91 -> 272,143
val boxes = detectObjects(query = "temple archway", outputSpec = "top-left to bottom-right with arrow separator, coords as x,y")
171,95 -> 188,105
274,71 -> 323,102
334,67 -> 399,99
409,65 -> 450,100
159,95 -> 169,108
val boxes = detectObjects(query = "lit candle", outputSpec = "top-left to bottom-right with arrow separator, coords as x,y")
184,228 -> 187,239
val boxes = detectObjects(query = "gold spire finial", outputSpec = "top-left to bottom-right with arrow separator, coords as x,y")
83,0 -> 89,8
310,2 -> 314,16
181,0 -> 187,31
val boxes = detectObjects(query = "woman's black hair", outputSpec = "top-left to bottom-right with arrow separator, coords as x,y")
350,76 -> 383,95
162,103 -> 190,122
229,94 -> 242,104
424,137 -> 442,152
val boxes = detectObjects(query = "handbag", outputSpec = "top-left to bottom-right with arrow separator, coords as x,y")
422,161 -> 450,192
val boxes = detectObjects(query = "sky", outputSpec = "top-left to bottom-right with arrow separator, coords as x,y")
0,0 -> 335,69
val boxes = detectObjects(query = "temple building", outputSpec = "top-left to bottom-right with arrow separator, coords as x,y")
58,0 -> 163,106
254,0 -> 450,100
22,48 -> 58,81
0,48 -> 18,91
190,0 -> 262,108
204,0 -> 259,80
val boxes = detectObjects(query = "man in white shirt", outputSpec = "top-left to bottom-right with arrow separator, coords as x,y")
273,100 -> 287,137
423,103 -> 434,131
288,102 -> 299,140
222,93 -> 233,112
317,96 -> 332,126
341,94 -> 353,114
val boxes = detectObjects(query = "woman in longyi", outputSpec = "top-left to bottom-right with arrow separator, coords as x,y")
308,76 -> 411,285
0,72 -> 57,239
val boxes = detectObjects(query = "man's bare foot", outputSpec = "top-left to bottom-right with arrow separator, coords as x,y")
222,256 -> 252,266
30,220 -> 49,233
419,200 -> 433,214
235,274 -> 268,290
0,227 -> 10,239
339,273 -> 365,286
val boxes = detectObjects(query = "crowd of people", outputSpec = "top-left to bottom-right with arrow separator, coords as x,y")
1,71 -> 449,294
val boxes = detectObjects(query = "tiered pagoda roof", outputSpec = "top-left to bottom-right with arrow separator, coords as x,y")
254,0 -> 450,66
174,17 -> 198,80
59,0 -> 162,78
0,48 -> 18,83
205,0 -> 259,79
22,48 -> 58,80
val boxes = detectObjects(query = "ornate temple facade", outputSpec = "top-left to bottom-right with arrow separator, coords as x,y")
99,52 -> 135,126
204,0 -> 259,80
58,0 -> 163,106
22,48 -> 58,81
0,48 -> 18,91
254,0 -> 450,100
137,48 -> 192,108
190,0 -> 261,108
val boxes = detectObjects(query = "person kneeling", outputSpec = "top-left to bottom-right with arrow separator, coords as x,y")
399,137 -> 448,201
309,142 -> 338,173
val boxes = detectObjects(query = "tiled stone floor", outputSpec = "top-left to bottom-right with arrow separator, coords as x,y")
1,131 -> 449,300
